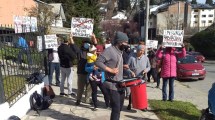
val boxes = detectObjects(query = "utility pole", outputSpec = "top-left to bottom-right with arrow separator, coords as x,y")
144,0 -> 149,54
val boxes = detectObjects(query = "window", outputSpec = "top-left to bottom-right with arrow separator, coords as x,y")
202,10 -> 204,11
150,22 -> 152,26
208,20 -> 213,23
194,21 -> 198,23
202,20 -> 206,26
194,15 -> 198,18
202,20 -> 206,23
202,15 -> 206,17
194,9 -> 198,12
170,14 -> 173,17
209,14 -> 213,17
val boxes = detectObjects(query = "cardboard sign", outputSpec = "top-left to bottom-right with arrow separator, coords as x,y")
163,30 -> 184,47
146,40 -> 158,49
71,17 -> 94,38
14,16 -> 37,33
37,34 -> 58,51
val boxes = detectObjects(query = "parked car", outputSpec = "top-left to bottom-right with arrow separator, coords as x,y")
187,51 -> 205,62
177,55 -> 206,80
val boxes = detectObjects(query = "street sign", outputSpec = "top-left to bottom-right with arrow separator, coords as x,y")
163,30 -> 184,47
71,17 -> 94,38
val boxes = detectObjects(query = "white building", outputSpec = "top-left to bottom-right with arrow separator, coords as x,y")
190,4 -> 214,31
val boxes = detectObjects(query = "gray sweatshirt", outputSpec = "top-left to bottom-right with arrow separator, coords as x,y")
128,54 -> 151,77
95,46 -> 123,91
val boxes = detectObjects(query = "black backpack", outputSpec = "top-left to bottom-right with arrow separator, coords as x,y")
26,72 -> 44,84
30,91 -> 52,115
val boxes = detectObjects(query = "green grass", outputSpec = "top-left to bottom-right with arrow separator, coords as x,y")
148,100 -> 201,120
3,75 -> 26,102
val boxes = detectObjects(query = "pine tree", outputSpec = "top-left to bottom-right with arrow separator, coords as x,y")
191,0 -> 197,4
205,0 -> 213,5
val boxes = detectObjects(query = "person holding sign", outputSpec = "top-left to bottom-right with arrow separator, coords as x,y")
156,44 -> 186,102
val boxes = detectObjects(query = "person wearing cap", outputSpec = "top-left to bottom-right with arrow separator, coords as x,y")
76,33 -> 97,106
95,31 -> 128,120
126,43 -> 151,111
57,36 -> 76,97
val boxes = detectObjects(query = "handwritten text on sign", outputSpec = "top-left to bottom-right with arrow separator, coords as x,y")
146,40 -> 158,49
163,30 -> 184,47
71,17 -> 94,38
37,34 -> 58,51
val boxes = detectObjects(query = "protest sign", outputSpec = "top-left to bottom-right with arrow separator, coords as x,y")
14,16 -> 37,33
37,34 -> 58,51
163,30 -> 184,47
146,40 -> 158,49
71,17 -> 94,38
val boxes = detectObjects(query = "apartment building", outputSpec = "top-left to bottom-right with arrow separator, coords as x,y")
190,4 -> 214,31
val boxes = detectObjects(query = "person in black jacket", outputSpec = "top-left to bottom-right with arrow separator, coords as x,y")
76,33 -> 97,105
58,36 -> 76,97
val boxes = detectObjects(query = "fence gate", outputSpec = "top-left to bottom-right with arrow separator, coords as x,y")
0,33 -> 46,106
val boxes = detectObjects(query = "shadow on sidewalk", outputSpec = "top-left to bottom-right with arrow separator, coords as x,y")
125,115 -> 155,120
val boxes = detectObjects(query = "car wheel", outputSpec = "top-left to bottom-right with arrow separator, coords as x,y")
198,78 -> 205,80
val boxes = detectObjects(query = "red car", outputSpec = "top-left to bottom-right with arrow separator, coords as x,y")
187,51 -> 205,62
177,55 -> 206,80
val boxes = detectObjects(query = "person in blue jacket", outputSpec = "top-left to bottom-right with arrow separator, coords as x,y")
85,53 -> 110,111
208,82 -> 215,117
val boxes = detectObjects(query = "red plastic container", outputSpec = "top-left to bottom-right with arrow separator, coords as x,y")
131,82 -> 148,109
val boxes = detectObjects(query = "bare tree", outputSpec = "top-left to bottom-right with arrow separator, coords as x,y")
25,3 -> 56,34
164,12 -> 183,30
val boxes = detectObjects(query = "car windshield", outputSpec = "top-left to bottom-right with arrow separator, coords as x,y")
178,56 -> 197,64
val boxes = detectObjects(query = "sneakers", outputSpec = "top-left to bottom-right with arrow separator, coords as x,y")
93,107 -> 98,111
127,104 -> 131,110
60,93 -> 68,97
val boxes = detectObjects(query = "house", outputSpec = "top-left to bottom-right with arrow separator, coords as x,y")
190,4 -> 215,31
149,1 -> 192,36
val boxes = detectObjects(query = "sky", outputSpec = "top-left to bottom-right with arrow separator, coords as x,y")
196,0 -> 214,4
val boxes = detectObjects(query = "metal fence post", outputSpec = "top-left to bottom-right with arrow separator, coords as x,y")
0,64 -> 5,104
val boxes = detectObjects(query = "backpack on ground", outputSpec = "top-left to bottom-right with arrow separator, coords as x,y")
26,72 -> 45,84
43,85 -> 55,99
30,91 -> 52,115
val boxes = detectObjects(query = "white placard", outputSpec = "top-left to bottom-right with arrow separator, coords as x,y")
163,30 -> 184,47
37,36 -> 43,52
13,16 -> 37,33
71,17 -> 94,38
37,34 -> 58,51
146,40 -> 158,49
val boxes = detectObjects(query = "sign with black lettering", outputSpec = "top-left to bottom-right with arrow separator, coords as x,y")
163,30 -> 184,47
37,34 -> 58,51
71,17 -> 94,38
146,40 -> 158,49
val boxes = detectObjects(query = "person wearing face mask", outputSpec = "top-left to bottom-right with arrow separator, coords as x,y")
156,44 -> 186,102
95,31 -> 128,120
76,33 -> 97,106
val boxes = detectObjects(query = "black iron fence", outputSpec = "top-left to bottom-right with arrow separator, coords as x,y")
0,33 -> 46,106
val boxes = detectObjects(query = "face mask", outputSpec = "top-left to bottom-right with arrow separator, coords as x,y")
83,43 -> 90,49
119,44 -> 127,51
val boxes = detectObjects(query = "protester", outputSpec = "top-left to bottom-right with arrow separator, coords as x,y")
48,47 -> 60,86
76,33 -> 97,105
85,45 -> 110,110
147,48 -> 157,83
17,34 -> 32,66
95,31 -> 128,120
126,44 -> 151,111
208,82 -> 215,116
58,36 -> 76,97
156,44 -> 186,102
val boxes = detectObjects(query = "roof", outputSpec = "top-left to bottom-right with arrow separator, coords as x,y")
191,4 -> 214,9
49,3 -> 66,21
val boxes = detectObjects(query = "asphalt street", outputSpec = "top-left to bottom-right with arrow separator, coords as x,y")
178,60 -> 215,102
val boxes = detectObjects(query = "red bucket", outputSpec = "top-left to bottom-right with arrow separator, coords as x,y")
131,82 -> 148,109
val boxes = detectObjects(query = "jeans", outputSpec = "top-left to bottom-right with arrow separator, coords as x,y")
162,77 -> 175,100
60,67 -> 74,94
49,62 -> 60,85
89,80 -> 110,108
17,48 -> 32,65
77,74 -> 92,103
157,72 -> 161,87
107,88 -> 125,120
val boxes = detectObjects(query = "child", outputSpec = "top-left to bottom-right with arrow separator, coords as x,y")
85,45 -> 110,110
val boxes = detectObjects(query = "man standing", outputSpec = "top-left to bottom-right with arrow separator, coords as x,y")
95,31 -> 128,120
58,36 -> 76,97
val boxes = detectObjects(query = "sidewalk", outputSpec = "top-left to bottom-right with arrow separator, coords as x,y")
22,68 -> 160,120
22,67 -> 208,120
